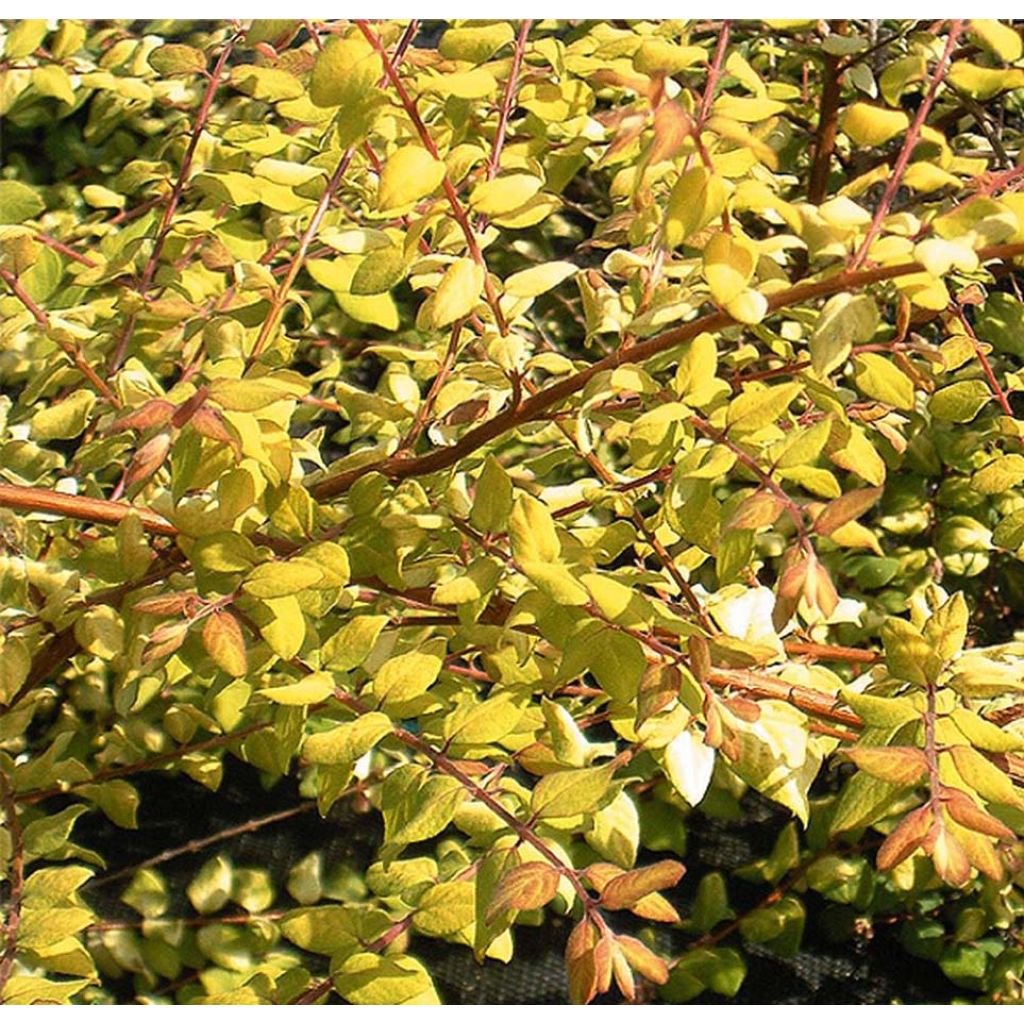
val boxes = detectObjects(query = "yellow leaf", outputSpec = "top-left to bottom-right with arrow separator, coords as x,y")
504,260 -> 577,298
261,672 -> 334,705
913,237 -> 979,278
969,20 -> 1023,63
841,102 -> 909,146
422,258 -> 485,329
378,147 -> 447,212
664,166 -> 728,247
703,231 -> 756,305
422,68 -> 498,99
469,174 -> 542,217
724,288 -> 768,325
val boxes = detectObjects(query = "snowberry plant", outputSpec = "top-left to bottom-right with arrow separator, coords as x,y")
4,16 -> 1024,1005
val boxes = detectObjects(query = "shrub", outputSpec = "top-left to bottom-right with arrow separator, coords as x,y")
3,16 -> 1024,1006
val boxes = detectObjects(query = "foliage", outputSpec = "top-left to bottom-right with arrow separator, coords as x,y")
4,16 -> 1024,1005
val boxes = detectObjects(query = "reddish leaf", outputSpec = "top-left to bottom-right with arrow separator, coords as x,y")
202,610 -> 248,677
877,804 -> 933,871
565,919 -> 613,1005
943,787 -> 1015,839
123,431 -> 172,491
133,593 -> 190,616
600,860 -> 685,911
616,934 -> 670,985
814,487 -> 883,537
485,861 -> 560,923
842,746 -> 929,787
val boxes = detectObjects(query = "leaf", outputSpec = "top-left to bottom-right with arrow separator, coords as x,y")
202,611 -> 249,677
830,771 -> 906,834
504,260 -> 577,298
969,19 -> 1024,62
841,746 -> 929,786
485,862 -> 561,922
924,592 -> 969,663
841,102 -> 909,145
703,231 -> 756,305
0,180 -> 45,225
949,745 -> 1023,808
531,764 -> 617,820
470,455 -> 513,534
421,258 -> 485,329
439,23 -> 514,63
877,805 -> 933,870
378,147 -> 447,211
724,288 -> 768,325
814,487 -> 883,537
372,650 -> 443,705
304,712 -> 393,765
943,788 -> 1014,839
470,174 -> 543,217
565,918 -> 613,1005
880,617 -> 936,686
973,454 -> 1024,495
851,354 -> 915,410
665,166 -> 728,247
929,380 -> 991,422
243,559 -> 324,598
509,492 -> 560,564
31,390 -> 95,440
149,44 -> 207,75
663,729 -> 716,806
309,36 -> 383,108
261,671 -> 334,705
333,952 -> 440,1005
599,860 -> 686,910
726,382 -> 803,435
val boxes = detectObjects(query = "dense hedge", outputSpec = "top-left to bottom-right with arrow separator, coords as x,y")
4,17 -> 1024,1005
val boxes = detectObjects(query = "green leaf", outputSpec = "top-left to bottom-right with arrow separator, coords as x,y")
851,353 -> 915,410
0,181 -> 45,224
531,764 -> 617,820
333,952 -> 440,1005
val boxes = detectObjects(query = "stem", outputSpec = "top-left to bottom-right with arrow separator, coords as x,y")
86,800 -> 321,889
808,53 -> 842,204
0,267 -> 120,407
950,303 -> 1015,419
0,483 -> 177,537
246,22 -> 420,368
849,21 -> 963,271
108,32 -> 239,374
309,241 -> 1024,500
355,20 -> 510,337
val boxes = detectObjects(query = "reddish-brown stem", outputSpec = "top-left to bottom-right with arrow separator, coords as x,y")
808,53 -> 842,204
33,232 -> 98,268
950,303 -> 1015,419
355,20 -> 510,337
399,319 -> 465,451
246,22 -> 419,367
309,241 -> 1024,501
486,20 -> 532,181
0,267 -> 120,407
0,483 -> 177,537
108,33 -> 239,373
849,21 -> 963,271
